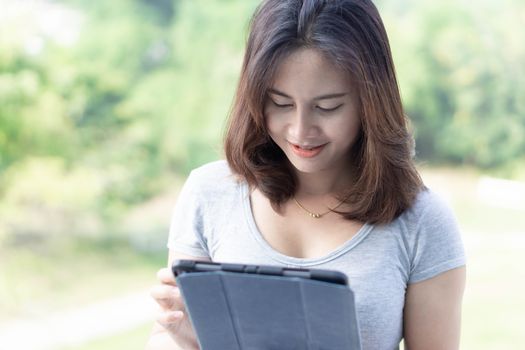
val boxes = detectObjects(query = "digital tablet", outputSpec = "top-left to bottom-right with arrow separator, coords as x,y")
172,259 -> 349,285
171,259 -> 362,350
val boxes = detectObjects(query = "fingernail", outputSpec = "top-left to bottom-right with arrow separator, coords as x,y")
173,287 -> 181,297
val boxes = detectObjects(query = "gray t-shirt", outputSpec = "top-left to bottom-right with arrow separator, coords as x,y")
168,160 -> 466,350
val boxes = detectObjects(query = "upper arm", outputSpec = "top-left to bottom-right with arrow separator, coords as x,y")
403,266 -> 466,350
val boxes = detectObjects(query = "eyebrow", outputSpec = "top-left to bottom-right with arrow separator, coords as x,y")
268,88 -> 348,101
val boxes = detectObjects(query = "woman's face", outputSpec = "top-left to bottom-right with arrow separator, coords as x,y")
265,48 -> 361,177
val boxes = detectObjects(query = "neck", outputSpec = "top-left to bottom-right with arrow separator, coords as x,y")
295,164 -> 354,198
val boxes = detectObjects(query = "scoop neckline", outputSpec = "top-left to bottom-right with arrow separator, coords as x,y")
240,182 -> 373,267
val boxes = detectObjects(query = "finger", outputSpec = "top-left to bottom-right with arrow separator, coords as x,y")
156,310 -> 185,326
157,268 -> 177,286
150,285 -> 183,310
150,284 -> 181,299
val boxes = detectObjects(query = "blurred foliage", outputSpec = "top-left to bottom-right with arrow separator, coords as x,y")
0,0 -> 258,246
381,0 -> 525,168
0,0 -> 524,247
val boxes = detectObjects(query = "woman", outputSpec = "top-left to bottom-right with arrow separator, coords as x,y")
147,0 -> 466,349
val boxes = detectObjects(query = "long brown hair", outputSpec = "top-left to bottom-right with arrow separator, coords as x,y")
224,0 -> 423,224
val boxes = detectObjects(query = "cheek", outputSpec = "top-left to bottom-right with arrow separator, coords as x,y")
345,119 -> 361,139
265,118 -> 280,146
266,121 -> 282,148
342,106 -> 361,134
265,113 -> 284,136
330,116 -> 361,145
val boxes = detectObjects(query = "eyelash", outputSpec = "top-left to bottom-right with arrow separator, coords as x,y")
317,105 -> 343,112
272,101 -> 293,108
271,100 -> 343,112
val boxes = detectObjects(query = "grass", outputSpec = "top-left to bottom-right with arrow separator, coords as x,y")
462,242 -> 525,348
419,166 -> 525,232
0,238 -> 165,323
58,323 -> 153,350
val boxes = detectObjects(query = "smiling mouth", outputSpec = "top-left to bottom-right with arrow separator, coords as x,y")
289,142 -> 327,158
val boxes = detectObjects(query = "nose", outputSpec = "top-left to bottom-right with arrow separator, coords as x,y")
288,107 -> 318,140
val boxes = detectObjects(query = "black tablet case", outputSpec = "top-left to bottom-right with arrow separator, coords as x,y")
177,271 -> 362,350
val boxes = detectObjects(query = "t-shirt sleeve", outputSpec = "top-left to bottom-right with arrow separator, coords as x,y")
166,171 -> 210,258
408,193 -> 466,284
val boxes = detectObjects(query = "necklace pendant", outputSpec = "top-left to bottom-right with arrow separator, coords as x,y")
311,213 -> 321,218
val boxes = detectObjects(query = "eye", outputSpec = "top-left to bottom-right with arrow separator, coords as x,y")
317,104 -> 343,112
271,99 -> 293,108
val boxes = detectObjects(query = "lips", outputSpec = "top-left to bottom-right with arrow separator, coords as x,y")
289,142 -> 327,158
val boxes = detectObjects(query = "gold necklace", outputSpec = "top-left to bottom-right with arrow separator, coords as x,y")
292,196 -> 347,219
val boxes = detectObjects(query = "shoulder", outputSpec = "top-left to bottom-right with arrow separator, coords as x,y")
184,160 -> 243,198
399,188 -> 457,228
188,160 -> 234,181
390,188 -> 462,256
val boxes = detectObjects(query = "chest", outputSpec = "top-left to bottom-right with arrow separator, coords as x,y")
249,191 -> 363,259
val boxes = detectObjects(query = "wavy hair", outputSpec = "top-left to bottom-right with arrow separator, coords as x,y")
224,0 -> 423,223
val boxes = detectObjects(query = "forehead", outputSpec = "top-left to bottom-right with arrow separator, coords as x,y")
270,48 -> 352,96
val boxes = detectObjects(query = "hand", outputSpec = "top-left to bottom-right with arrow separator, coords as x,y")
150,268 -> 199,350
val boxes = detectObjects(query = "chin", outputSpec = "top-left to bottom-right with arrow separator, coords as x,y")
288,160 -> 326,174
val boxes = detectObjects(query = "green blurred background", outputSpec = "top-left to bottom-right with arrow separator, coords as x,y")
0,0 -> 524,349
